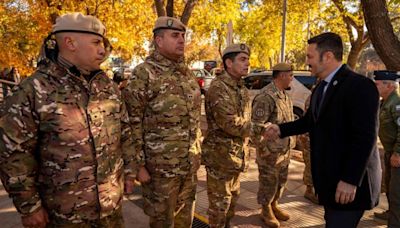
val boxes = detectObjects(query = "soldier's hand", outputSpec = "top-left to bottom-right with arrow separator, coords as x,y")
390,153 -> 400,168
263,123 -> 280,140
335,180 -> 357,204
124,179 -> 135,194
21,207 -> 49,228
137,166 -> 151,184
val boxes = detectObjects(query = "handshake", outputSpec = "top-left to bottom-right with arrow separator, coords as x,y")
262,123 -> 281,141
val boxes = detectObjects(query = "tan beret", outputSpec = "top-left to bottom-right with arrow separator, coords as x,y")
153,16 -> 186,33
272,62 -> 293,72
52,12 -> 106,37
222,43 -> 250,58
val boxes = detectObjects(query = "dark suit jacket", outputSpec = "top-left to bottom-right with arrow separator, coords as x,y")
280,64 -> 381,210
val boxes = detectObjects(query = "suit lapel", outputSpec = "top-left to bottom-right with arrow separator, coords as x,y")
318,64 -> 348,119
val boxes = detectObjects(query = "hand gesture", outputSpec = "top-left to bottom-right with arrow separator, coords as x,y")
137,166 -> 151,184
21,207 -> 49,228
263,123 -> 280,141
335,180 -> 357,204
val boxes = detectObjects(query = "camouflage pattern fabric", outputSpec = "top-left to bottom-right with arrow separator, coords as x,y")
47,207 -> 124,228
251,82 -> 295,205
206,168 -> 240,228
142,173 -> 197,228
298,133 -> 313,186
202,72 -> 252,174
202,71 -> 252,227
0,60 -> 136,224
122,50 -> 201,227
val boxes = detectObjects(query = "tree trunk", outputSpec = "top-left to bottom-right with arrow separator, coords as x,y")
166,0 -> 174,17
154,0 -> 165,17
361,0 -> 400,70
181,0 -> 197,25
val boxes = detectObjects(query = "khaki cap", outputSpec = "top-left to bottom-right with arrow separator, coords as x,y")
222,43 -> 250,58
153,16 -> 186,32
52,12 -> 106,37
272,63 -> 293,71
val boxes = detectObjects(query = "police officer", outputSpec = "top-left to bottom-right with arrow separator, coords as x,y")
122,16 -> 202,228
251,63 -> 296,228
0,12 -> 136,228
374,71 -> 400,227
202,43 -> 257,228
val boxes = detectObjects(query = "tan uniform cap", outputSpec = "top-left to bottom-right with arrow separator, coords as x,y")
222,43 -> 250,58
52,12 -> 106,37
272,62 -> 293,71
153,16 -> 186,32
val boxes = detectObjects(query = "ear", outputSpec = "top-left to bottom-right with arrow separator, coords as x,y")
155,36 -> 163,49
226,58 -> 233,69
64,36 -> 77,51
323,51 -> 335,63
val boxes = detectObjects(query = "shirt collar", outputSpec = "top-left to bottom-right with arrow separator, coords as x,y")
324,64 -> 342,84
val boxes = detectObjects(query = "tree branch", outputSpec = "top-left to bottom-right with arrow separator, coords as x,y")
181,0 -> 197,25
154,0 -> 165,17
166,0 -> 173,17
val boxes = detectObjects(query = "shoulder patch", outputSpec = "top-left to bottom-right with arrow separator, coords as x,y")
255,108 -> 265,118
397,117 -> 400,126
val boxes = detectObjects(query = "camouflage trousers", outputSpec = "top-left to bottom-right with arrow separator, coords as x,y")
298,134 -> 313,187
142,172 -> 197,228
206,168 -> 241,228
47,207 -> 124,228
256,150 -> 290,205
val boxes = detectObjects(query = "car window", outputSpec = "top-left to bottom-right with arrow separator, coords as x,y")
244,74 -> 272,90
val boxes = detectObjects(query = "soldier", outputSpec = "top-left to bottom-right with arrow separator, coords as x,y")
251,63 -> 296,227
202,43 -> 258,228
122,16 -> 202,228
374,71 -> 400,226
0,12 -> 136,228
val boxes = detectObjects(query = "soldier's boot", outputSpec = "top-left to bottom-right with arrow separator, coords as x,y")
260,205 -> 280,228
304,185 -> 319,204
271,201 -> 290,221
374,210 -> 389,220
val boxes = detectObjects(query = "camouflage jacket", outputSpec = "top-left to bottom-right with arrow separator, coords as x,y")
379,88 -> 400,154
0,61 -> 135,223
122,51 -> 202,177
251,82 -> 295,156
202,72 -> 252,174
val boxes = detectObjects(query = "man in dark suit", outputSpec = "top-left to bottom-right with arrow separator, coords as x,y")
266,32 -> 381,227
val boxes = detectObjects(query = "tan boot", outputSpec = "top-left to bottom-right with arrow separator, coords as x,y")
271,201 -> 290,221
260,205 -> 280,228
304,185 -> 319,204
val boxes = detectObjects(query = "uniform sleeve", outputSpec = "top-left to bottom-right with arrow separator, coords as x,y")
207,82 -> 251,138
251,93 -> 275,146
120,98 -> 137,180
391,103 -> 400,154
0,82 -> 42,216
121,67 -> 147,170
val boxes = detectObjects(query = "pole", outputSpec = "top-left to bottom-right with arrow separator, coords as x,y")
280,0 -> 287,62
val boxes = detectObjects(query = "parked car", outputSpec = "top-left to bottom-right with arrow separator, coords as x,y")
191,68 -> 215,94
243,71 -> 317,119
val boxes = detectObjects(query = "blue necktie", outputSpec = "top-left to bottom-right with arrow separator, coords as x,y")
315,80 -> 328,116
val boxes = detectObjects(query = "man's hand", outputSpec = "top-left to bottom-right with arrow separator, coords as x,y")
391,153 -> 400,168
21,207 -> 49,228
137,166 -> 151,184
124,179 -> 135,194
335,180 -> 357,204
263,123 -> 280,141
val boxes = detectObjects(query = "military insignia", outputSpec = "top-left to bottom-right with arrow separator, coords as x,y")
240,44 -> 246,50
92,20 -> 100,33
167,19 -> 173,27
397,117 -> 400,126
255,108 -> 265,117
333,80 -> 338,86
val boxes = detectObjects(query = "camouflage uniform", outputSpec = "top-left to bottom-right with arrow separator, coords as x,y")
378,87 -> 400,226
251,82 -> 295,208
0,59 -> 136,227
122,50 -> 202,228
202,71 -> 252,228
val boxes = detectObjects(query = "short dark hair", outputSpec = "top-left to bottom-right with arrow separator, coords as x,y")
308,32 -> 343,61
223,52 -> 240,70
